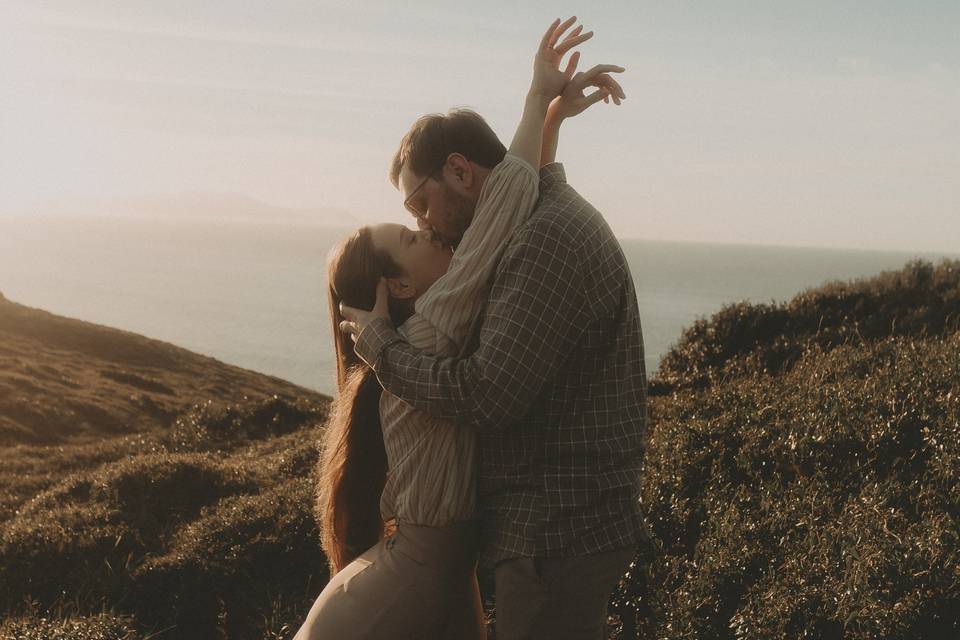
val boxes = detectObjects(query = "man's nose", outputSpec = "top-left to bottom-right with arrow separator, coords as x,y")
416,217 -> 432,232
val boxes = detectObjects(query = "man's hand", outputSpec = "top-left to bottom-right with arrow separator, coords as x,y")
549,62 -> 626,121
529,16 -> 594,102
339,277 -> 391,344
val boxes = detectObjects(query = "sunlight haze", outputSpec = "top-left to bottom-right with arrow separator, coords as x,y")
1,1 -> 957,252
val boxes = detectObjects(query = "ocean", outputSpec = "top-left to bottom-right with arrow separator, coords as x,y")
1,214 -> 954,397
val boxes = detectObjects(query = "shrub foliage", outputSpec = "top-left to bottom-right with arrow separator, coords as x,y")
2,260 -> 958,639
0,396 -> 327,640
612,259 -> 960,639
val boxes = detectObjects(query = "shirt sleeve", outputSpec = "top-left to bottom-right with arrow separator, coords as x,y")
354,219 -> 587,432
410,152 -> 539,355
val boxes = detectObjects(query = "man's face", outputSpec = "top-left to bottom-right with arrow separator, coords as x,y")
399,164 -> 475,249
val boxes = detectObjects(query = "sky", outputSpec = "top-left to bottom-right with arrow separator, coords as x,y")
1,1 -> 958,253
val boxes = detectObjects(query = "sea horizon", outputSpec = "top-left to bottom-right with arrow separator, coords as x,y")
1,213 -> 956,397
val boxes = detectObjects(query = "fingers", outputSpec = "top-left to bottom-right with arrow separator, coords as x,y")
563,50 -> 580,80
586,87 -> 610,107
570,64 -> 626,105
562,24 -> 583,43
338,320 -> 356,341
594,73 -> 626,100
539,18 -> 561,51
554,30 -> 594,56
578,64 -> 626,82
592,74 -> 623,105
548,16 -> 578,49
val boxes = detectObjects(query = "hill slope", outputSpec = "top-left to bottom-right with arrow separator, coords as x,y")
0,295 -> 331,639
0,293 -> 326,445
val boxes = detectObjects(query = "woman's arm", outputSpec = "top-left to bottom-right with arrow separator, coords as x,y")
541,62 -> 626,166
404,18 -> 596,353
508,17 -> 594,169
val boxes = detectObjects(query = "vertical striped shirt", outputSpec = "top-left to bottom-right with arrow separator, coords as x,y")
378,153 -> 539,526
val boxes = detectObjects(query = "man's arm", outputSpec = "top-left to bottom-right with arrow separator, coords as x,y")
355,222 -> 587,432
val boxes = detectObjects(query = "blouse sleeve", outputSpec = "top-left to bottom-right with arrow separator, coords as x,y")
407,152 -> 539,355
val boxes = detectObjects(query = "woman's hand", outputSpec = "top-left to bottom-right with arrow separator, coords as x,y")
538,59 -> 626,166
548,62 -> 626,121
529,17 -> 594,103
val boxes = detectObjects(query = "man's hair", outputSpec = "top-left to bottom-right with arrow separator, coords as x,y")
390,108 -> 506,188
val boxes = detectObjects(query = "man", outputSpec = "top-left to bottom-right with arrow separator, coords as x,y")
340,40 -> 647,640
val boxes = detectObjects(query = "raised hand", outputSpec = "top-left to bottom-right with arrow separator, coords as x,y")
530,17 -> 594,102
549,61 -> 626,120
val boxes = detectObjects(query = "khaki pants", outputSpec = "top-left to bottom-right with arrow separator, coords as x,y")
494,546 -> 636,640
294,520 -> 485,640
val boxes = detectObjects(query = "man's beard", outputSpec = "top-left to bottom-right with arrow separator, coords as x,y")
441,182 -> 476,250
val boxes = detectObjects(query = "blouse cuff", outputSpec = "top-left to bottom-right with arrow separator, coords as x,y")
355,317 -> 402,370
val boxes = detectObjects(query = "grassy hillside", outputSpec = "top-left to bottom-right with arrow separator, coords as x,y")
0,293 -> 321,446
2,259 -> 958,639
0,295 -> 330,639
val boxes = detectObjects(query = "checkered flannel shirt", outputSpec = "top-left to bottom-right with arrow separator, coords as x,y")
355,162 -> 648,566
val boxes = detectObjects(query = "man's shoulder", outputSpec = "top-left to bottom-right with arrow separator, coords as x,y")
514,180 -> 606,252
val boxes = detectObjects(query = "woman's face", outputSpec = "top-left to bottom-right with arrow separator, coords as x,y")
369,223 -> 453,301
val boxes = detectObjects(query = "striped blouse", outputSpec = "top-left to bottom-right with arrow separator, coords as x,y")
378,153 -> 539,526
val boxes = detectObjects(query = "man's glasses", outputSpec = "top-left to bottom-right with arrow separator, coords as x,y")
403,170 -> 436,220
403,122 -> 447,220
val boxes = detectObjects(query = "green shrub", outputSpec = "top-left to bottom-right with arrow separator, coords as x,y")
168,395 -> 325,452
0,613 -> 141,640
0,452 -> 261,608
0,393 -> 329,638
129,477 -> 326,639
616,331 -> 960,638
656,259 -> 960,392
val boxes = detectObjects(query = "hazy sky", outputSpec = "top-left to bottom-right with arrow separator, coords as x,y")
1,1 -> 958,252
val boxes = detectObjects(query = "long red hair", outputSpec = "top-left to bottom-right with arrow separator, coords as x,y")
316,227 -> 413,574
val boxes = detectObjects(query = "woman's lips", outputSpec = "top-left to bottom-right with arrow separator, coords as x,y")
428,231 -> 453,256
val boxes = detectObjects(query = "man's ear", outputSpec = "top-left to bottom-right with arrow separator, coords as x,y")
444,153 -> 473,190
386,276 -> 417,300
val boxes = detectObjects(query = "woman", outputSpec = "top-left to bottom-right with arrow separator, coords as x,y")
295,17 -> 625,640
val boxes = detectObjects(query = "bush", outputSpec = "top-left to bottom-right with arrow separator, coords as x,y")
0,451 -> 261,608
129,478 -> 326,639
168,395 -> 325,452
0,613 -> 141,640
0,396 -> 327,639
655,259 -> 960,392
616,331 -> 960,639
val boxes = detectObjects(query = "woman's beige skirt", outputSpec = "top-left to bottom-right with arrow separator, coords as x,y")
294,520 -> 486,640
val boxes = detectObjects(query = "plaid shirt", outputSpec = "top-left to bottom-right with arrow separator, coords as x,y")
356,162 -> 648,566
